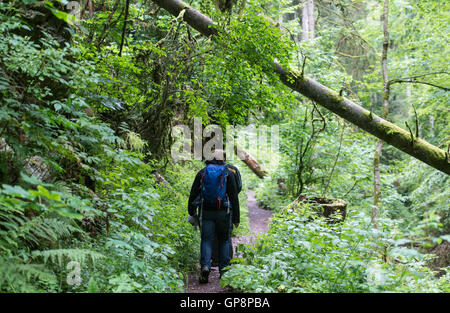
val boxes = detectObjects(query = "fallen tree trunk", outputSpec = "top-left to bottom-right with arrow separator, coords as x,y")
152,170 -> 170,186
151,0 -> 450,175
287,195 -> 347,224
234,146 -> 268,178
274,64 -> 449,176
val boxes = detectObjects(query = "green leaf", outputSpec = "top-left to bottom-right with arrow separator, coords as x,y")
1,184 -> 32,198
54,206 -> 83,220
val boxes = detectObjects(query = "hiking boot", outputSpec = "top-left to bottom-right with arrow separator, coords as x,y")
219,270 -> 227,279
199,266 -> 210,284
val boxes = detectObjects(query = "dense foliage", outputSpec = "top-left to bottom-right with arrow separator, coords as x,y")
0,0 -> 203,292
222,208 -> 450,292
0,0 -> 448,293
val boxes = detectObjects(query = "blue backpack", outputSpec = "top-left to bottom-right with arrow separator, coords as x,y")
200,164 -> 229,210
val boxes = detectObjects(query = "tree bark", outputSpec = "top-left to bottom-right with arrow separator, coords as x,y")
372,0 -> 390,227
301,0 -> 314,41
307,0 -> 314,40
150,0 -> 450,175
234,145 -> 268,178
429,115 -> 435,138
301,1 -> 309,41
372,140 -> 382,226
119,0 -> 130,57
152,171 -> 170,186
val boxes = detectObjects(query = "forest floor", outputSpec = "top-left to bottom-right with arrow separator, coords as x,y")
185,190 -> 273,293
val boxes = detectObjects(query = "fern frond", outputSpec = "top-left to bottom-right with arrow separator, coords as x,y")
53,181 -> 73,195
0,202 -> 26,252
18,215 -> 82,246
32,249 -> 105,267
0,259 -> 56,292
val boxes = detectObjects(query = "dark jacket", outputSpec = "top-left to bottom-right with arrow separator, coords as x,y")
188,160 -> 240,224
225,163 -> 242,194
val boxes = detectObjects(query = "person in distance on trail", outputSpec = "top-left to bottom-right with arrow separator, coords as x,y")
188,149 -> 240,284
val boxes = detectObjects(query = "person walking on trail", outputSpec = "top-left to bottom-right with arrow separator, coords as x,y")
211,153 -> 241,266
188,149 -> 240,284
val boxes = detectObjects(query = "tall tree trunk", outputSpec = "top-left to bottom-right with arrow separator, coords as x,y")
149,0 -> 450,175
429,115 -> 435,138
301,1 -> 309,41
373,141 -> 382,226
301,0 -> 314,41
372,0 -> 390,227
307,0 -> 314,40
119,0 -> 130,57
406,84 -> 412,98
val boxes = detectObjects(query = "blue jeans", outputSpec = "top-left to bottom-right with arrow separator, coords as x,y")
200,210 -> 232,274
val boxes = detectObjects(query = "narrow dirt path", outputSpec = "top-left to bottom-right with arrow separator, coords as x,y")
185,190 -> 272,293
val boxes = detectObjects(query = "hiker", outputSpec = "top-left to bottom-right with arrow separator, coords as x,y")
211,152 -> 242,266
188,149 -> 240,283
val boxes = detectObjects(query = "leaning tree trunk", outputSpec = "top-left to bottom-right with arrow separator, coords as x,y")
234,146 -> 268,179
150,0 -> 450,175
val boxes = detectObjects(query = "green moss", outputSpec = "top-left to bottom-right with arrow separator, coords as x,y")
377,121 -> 448,169
416,138 -> 448,161
181,3 -> 191,10
327,89 -> 343,103
362,109 -> 374,121
378,121 -> 405,138
290,68 -> 302,78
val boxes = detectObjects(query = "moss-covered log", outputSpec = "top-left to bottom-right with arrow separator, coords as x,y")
150,0 -> 450,175
274,65 -> 449,175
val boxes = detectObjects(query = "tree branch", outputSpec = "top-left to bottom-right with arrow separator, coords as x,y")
389,79 -> 449,92
149,0 -> 450,175
119,0 -> 130,56
322,121 -> 346,198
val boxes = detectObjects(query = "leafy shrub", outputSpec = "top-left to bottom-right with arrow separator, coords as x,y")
0,173 -> 101,292
221,207 -> 449,292
0,3 -> 199,292
254,174 -> 291,211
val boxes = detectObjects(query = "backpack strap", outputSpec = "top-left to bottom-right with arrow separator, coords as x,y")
199,198 -> 203,230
